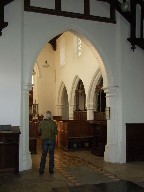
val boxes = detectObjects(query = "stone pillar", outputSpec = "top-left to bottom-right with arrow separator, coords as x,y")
87,103 -> 95,120
56,104 -> 63,117
69,104 -> 75,120
103,86 -> 124,163
20,83 -> 32,171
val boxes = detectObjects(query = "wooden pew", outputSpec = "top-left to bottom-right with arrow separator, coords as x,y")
74,111 -> 87,120
57,120 -> 93,151
29,120 -> 39,154
91,112 -> 107,156
89,121 -> 107,157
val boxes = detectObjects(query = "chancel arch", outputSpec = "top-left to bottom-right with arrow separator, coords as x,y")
22,22 -> 123,171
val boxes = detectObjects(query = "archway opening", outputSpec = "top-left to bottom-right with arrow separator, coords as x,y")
28,30 -> 109,164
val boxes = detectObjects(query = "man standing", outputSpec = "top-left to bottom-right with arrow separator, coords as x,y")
38,111 -> 58,175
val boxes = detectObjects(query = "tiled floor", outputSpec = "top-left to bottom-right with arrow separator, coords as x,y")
0,140 -> 144,192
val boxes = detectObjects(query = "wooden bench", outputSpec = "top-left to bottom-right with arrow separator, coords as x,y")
29,120 -> 39,154
57,120 -> 93,150
89,121 -> 107,157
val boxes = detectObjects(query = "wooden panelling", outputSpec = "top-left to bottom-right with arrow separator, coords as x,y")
29,120 -> 39,154
57,120 -> 93,150
94,112 -> 106,121
90,122 -> 107,157
53,116 -> 62,121
0,126 -> 20,173
74,111 -> 87,120
24,0 -> 116,23
126,123 -> 144,162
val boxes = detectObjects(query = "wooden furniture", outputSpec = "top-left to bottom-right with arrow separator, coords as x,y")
94,112 -> 106,121
0,126 -> 20,173
29,88 -> 33,115
126,123 -> 144,162
57,120 -> 93,150
29,120 -> 39,154
74,111 -> 87,120
92,109 -> 107,157
53,116 -> 62,121
90,121 -> 107,157
95,77 -> 106,113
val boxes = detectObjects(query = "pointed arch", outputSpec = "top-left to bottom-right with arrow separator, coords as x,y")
34,62 -> 41,78
87,67 -> 102,109
26,24 -> 112,90
23,22 -> 117,170
69,75 -> 80,106
57,81 -> 68,105
56,82 -> 69,119
65,23 -> 112,87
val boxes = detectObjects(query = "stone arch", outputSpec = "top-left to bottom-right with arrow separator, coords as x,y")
26,23 -> 113,91
34,61 -> 41,78
56,82 -> 69,119
57,81 -> 68,105
26,26 -> 113,122
86,67 -> 102,120
87,67 -> 102,110
69,75 -> 82,120
22,21 -> 120,171
69,75 -> 80,106
66,23 -> 113,88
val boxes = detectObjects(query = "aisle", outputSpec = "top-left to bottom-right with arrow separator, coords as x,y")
35,138 -> 118,187
0,139 -> 144,192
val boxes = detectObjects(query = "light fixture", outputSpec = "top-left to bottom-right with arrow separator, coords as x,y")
43,60 -> 50,68
121,1 -> 129,12
32,69 -> 36,75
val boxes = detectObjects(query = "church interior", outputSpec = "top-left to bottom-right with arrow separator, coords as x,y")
0,0 -> 144,191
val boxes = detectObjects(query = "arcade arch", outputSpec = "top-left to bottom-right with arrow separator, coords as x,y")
56,82 -> 69,120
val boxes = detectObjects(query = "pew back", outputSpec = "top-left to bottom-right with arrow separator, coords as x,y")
57,120 -> 93,150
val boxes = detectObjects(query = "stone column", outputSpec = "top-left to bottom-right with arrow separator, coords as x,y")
103,86 -> 124,163
69,104 -> 75,120
20,82 -> 32,171
87,103 -> 95,120
56,104 -> 63,117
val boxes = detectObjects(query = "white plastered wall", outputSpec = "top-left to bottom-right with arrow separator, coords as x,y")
0,0 -> 22,125
33,43 -> 56,116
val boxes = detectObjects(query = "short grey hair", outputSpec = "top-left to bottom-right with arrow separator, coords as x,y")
43,111 -> 52,120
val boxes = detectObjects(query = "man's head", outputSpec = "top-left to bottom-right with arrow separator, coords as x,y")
44,111 -> 52,120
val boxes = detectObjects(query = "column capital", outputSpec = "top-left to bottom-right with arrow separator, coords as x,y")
22,82 -> 33,94
56,104 -> 63,107
87,103 -> 95,110
103,85 -> 119,97
68,104 -> 75,107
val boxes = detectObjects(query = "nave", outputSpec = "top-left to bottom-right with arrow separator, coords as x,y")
0,138 -> 144,192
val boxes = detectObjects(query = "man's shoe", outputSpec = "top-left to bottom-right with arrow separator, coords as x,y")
49,170 -> 54,174
39,171 -> 44,175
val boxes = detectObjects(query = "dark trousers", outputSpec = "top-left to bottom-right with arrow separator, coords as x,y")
39,139 -> 55,173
